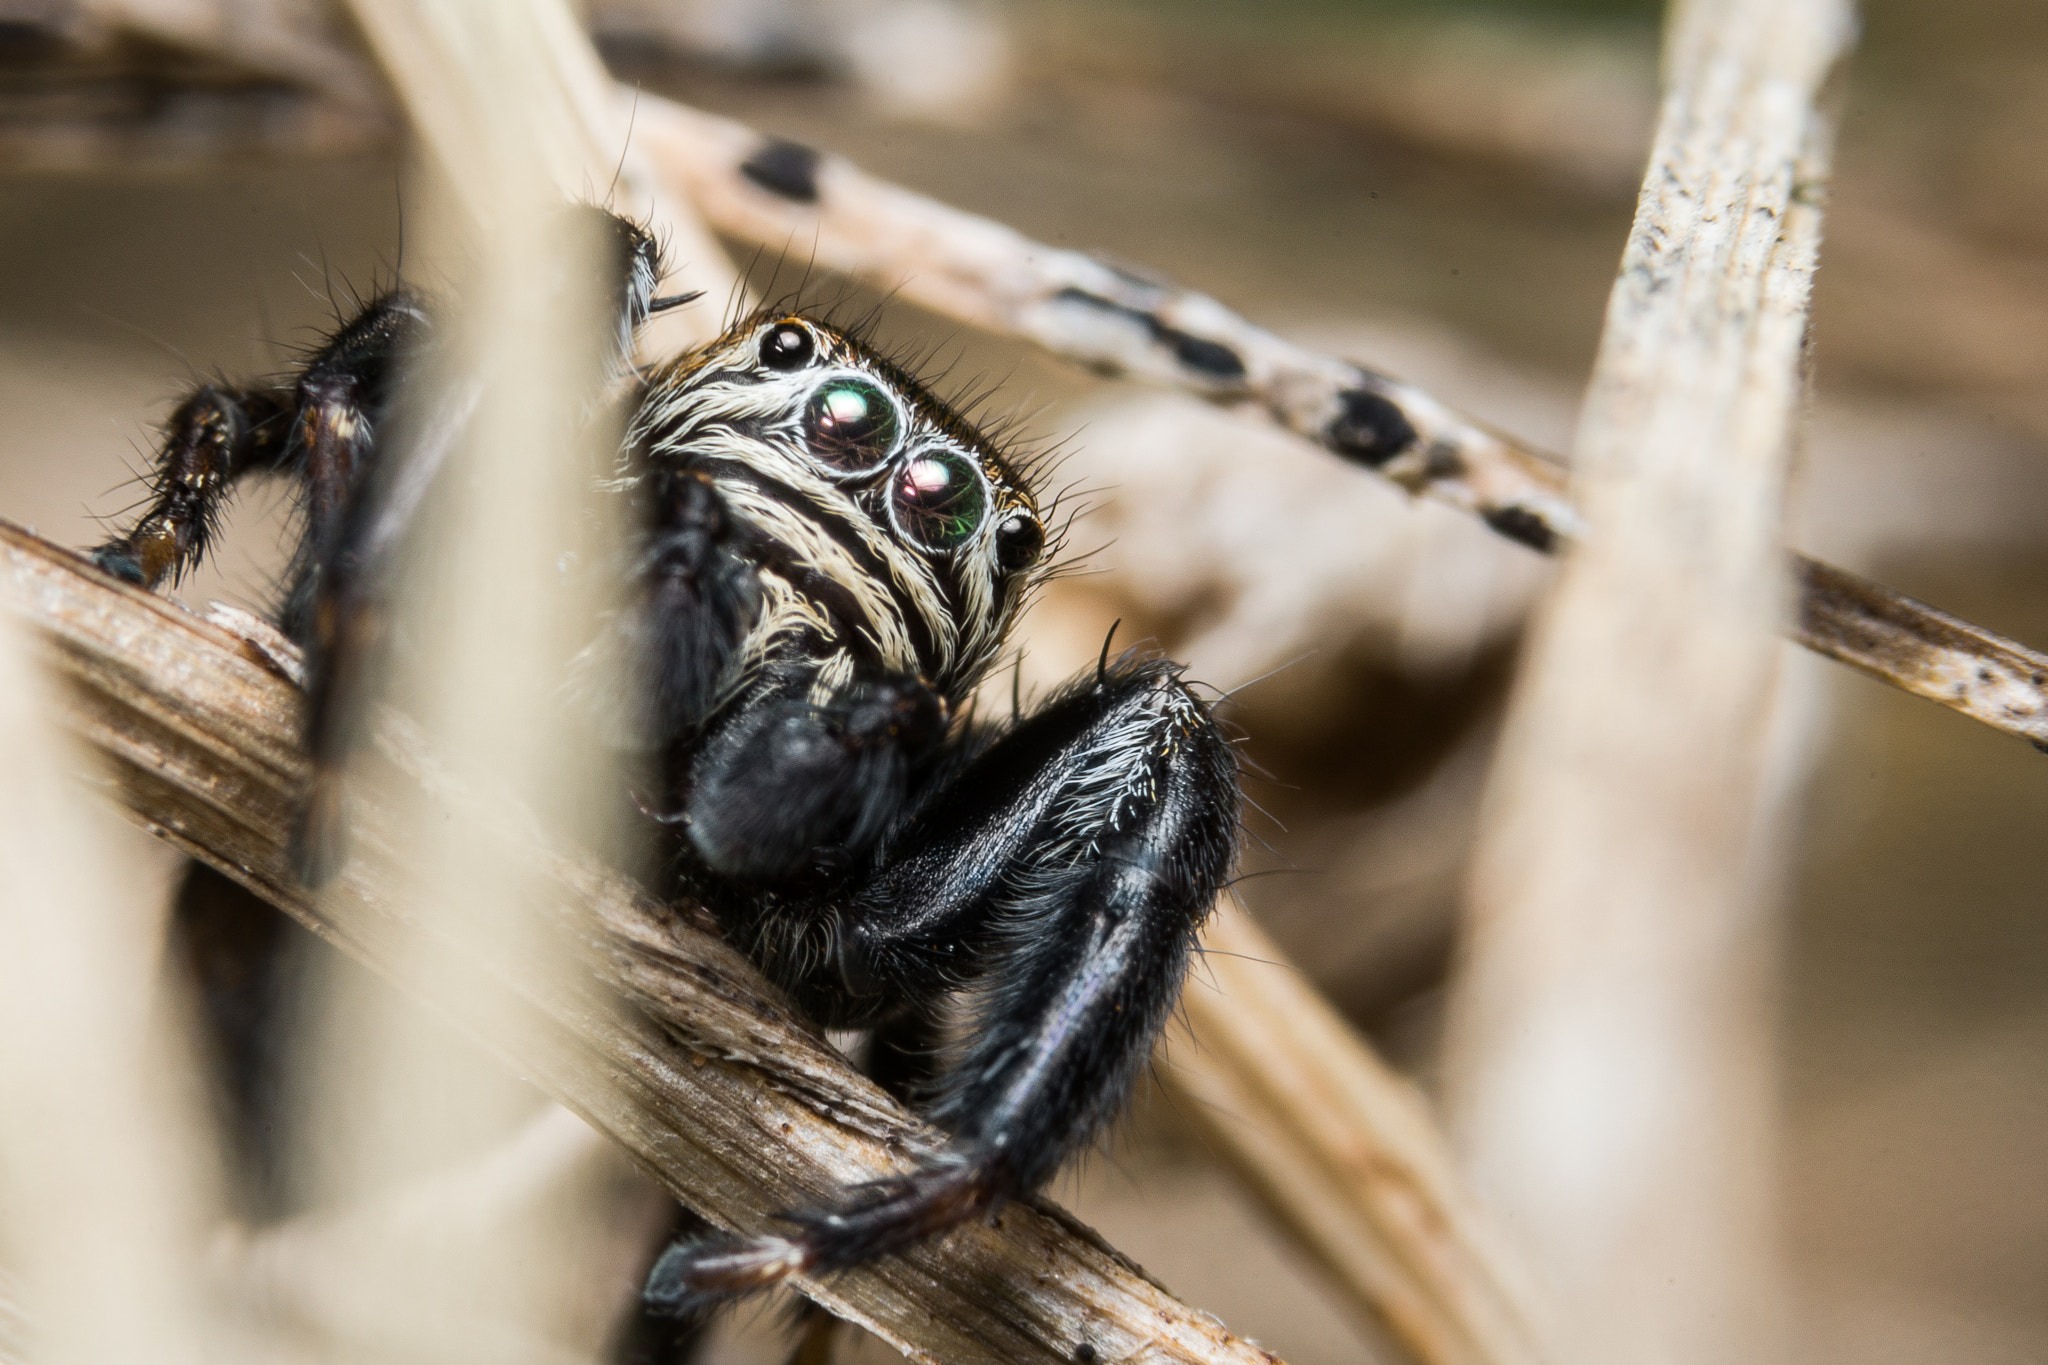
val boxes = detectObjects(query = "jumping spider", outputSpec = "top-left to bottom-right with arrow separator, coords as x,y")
92,209 -> 1240,1335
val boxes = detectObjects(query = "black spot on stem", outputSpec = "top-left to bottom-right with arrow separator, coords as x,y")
740,139 -> 822,203
1048,287 -> 1247,381
1326,388 -> 1418,467
1482,505 -> 1559,553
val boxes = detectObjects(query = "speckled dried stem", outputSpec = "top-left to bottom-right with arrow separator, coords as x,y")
624,96 -> 2048,752
0,519 -> 1283,1365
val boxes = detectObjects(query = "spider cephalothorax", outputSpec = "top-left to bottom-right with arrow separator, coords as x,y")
618,312 -> 1048,883
91,209 -> 1240,1343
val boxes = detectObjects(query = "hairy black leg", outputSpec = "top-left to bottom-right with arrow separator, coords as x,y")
682,671 -> 949,883
254,294 -> 430,882
645,658 -> 1238,1305
167,862 -> 318,1216
270,290 -> 428,636
610,1203 -> 719,1365
93,385 -> 292,587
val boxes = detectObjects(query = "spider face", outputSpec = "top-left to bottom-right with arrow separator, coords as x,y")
92,209 -> 1235,1331
631,313 -> 1044,707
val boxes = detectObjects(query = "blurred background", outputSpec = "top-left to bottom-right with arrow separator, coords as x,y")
3,1 -> 2047,1361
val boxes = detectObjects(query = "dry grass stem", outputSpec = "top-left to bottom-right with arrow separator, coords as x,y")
289,4 -> 673,1357
214,1107 -> 671,1365
340,0 -> 737,348
1171,903 -> 1547,1365
0,517 -> 1291,1365
0,544 -> 215,1365
1444,2 -> 1852,1361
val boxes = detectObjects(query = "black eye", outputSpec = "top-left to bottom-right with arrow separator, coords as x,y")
994,511 -> 1044,572
890,448 -> 989,552
760,323 -> 816,371
804,378 -> 901,474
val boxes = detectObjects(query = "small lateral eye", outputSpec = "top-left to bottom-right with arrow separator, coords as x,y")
760,322 -> 816,371
994,510 -> 1045,572
890,448 -> 989,552
804,377 -> 901,473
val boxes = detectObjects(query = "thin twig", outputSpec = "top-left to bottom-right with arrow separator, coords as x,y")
622,95 -> 2048,751
0,518 -> 1287,1365
1793,557 -> 2048,750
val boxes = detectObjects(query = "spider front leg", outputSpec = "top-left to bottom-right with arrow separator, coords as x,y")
93,384 -> 292,588
263,295 -> 435,880
645,656 -> 1238,1308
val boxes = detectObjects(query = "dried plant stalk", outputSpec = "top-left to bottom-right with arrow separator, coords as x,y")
1171,903 -> 1547,1365
340,0 -> 736,347
1794,556 -> 2048,747
1444,2 -> 1852,1361
0,545 -> 214,1365
290,5 -> 668,1355
0,518 -> 1287,1365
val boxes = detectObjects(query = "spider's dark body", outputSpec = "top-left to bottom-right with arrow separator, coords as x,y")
92,212 -> 1240,1323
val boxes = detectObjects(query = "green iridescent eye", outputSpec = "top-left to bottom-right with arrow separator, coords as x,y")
803,377 -> 900,475
889,448 -> 989,552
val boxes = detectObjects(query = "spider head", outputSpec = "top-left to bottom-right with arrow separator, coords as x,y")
639,313 -> 1047,694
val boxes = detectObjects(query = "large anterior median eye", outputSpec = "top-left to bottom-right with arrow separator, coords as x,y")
889,448 -> 989,552
804,377 -> 900,475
